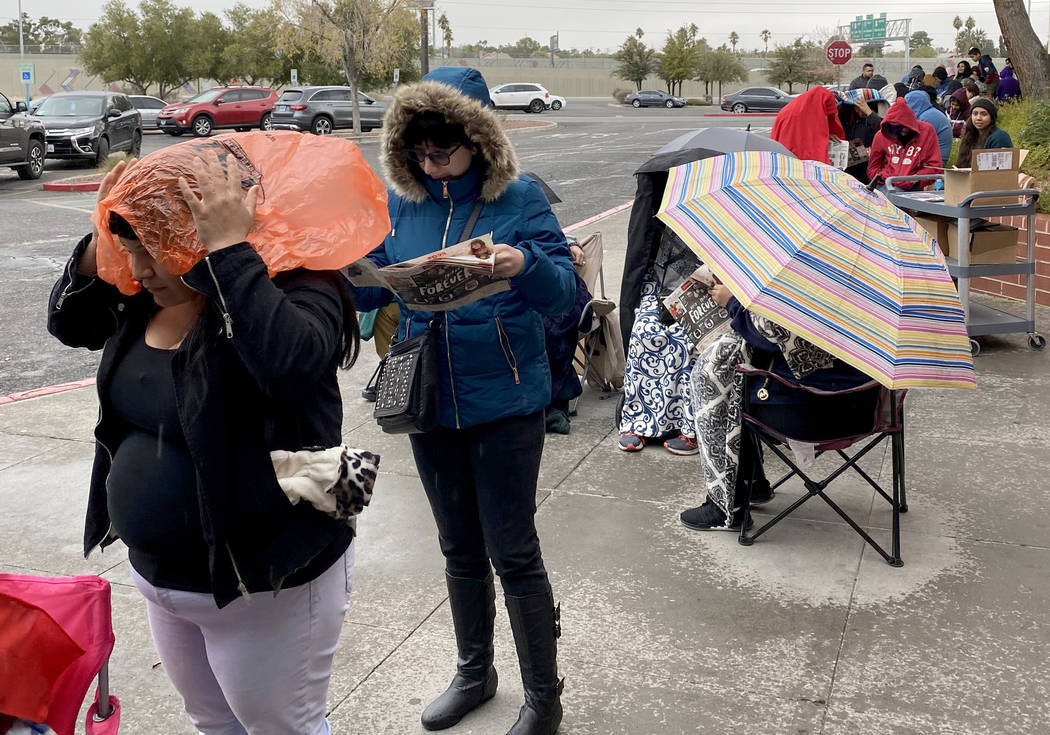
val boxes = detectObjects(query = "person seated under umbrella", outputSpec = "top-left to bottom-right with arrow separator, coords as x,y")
681,272 -> 873,530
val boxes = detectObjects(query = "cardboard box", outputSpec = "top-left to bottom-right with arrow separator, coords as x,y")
944,220 -> 1019,264
942,148 -> 1027,206
912,215 -> 952,255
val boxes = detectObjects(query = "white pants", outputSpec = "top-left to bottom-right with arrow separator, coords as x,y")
130,543 -> 354,735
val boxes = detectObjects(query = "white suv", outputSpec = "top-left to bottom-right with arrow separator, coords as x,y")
488,83 -> 550,113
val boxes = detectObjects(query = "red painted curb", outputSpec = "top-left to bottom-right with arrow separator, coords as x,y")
563,201 -> 633,234
3,199 -> 634,407
42,179 -> 102,192
0,378 -> 97,405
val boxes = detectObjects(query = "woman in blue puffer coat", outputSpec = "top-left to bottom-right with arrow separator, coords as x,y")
351,67 -> 575,735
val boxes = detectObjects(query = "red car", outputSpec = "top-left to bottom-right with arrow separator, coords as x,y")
157,86 -> 277,137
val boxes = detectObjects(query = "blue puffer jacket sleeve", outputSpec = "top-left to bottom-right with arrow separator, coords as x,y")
348,238 -> 395,313
510,179 -> 576,315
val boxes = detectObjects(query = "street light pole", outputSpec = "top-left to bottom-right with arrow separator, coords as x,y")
18,0 -> 29,107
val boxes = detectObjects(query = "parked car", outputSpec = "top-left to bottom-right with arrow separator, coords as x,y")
157,86 -> 277,137
0,91 -> 47,179
32,91 -> 141,167
129,95 -> 167,130
270,87 -> 387,134
720,87 -> 796,113
546,95 -> 566,111
624,90 -> 686,108
488,83 -> 550,113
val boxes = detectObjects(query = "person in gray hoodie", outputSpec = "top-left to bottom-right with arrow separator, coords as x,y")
905,89 -> 952,163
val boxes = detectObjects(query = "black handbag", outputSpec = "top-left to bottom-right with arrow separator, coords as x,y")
372,201 -> 485,434
373,319 -> 441,434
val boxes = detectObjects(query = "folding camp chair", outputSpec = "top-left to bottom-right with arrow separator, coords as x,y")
571,232 -> 624,395
734,367 -> 908,567
0,574 -> 119,735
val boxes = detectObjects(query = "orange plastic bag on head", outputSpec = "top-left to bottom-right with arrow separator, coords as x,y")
92,130 -> 390,295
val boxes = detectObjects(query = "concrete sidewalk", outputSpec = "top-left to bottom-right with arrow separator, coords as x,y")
3,206 -> 1050,734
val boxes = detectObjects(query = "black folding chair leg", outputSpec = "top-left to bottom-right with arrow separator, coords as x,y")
897,417 -> 908,513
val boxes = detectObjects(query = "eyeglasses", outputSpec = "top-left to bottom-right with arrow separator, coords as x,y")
406,143 -> 463,166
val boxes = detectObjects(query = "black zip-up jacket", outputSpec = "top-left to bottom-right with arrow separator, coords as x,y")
48,236 -> 353,608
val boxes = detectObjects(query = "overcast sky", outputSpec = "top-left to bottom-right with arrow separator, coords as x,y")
5,0 -> 1046,53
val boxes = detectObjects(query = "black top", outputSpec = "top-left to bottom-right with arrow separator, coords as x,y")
48,237 -> 354,607
107,334 -> 212,591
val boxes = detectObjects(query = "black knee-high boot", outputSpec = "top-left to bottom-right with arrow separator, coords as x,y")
421,573 -> 498,731
505,587 -> 564,735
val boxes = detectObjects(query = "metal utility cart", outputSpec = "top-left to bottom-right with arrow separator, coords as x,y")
886,175 -> 1046,356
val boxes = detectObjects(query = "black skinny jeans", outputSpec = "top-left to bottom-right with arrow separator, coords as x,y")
409,411 -> 550,597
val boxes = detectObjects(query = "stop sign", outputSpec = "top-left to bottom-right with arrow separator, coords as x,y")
826,41 -> 853,65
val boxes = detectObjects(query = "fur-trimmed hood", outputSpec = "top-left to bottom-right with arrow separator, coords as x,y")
380,67 -> 519,203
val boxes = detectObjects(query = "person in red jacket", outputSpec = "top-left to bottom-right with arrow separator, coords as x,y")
867,98 -> 942,190
771,86 -> 846,164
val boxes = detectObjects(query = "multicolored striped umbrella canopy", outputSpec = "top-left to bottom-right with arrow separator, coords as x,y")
656,151 -> 976,389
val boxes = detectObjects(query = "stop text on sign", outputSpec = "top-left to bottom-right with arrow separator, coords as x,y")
826,41 -> 853,65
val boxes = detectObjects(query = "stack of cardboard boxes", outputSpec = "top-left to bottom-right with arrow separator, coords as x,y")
911,148 -> 1027,265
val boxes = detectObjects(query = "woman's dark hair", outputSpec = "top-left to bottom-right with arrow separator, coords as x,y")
956,61 -> 972,78
108,212 -> 138,240
403,110 -> 470,150
333,276 -> 361,370
933,66 -> 948,82
893,82 -> 909,99
962,79 -> 980,96
922,85 -> 939,106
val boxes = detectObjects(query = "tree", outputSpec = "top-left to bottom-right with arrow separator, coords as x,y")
767,37 -> 818,93
910,30 -> 934,50
994,0 -> 1050,98
275,0 -> 407,133
955,16 -> 994,56
760,29 -> 771,57
437,12 -> 452,59
80,0 -> 204,98
614,28 -> 657,91
501,36 -> 542,58
696,46 -> 747,100
188,12 -> 232,85
220,5 -> 285,86
657,24 -> 704,96
1,13 -> 83,50
728,31 -> 739,55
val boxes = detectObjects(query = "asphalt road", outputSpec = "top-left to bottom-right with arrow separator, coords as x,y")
0,99 -> 773,394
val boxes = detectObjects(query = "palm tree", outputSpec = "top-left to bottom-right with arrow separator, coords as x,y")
760,29 -> 771,57
729,31 -> 739,55
437,13 -> 452,59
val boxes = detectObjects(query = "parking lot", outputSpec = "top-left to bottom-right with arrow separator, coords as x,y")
0,99 -> 773,394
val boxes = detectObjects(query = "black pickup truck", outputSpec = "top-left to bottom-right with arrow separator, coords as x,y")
0,91 -> 47,180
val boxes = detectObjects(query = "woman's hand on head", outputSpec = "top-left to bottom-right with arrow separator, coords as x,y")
82,157 -> 139,277
177,153 -> 259,254
491,243 -> 526,278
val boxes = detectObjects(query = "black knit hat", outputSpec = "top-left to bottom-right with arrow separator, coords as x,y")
970,98 -> 997,123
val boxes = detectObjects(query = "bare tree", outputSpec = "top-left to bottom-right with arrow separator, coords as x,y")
994,0 -> 1050,98
276,0 -> 403,133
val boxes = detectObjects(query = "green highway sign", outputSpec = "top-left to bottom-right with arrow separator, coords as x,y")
850,13 -> 888,41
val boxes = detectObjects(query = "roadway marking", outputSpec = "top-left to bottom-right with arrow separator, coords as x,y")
21,199 -> 94,214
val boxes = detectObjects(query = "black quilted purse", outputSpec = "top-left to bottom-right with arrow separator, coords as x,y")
372,201 -> 484,434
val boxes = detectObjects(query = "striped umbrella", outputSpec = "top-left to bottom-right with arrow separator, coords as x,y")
656,151 -> 976,389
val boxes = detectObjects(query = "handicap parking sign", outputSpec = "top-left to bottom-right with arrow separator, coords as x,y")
18,63 -> 34,85
21,71 -> 31,81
